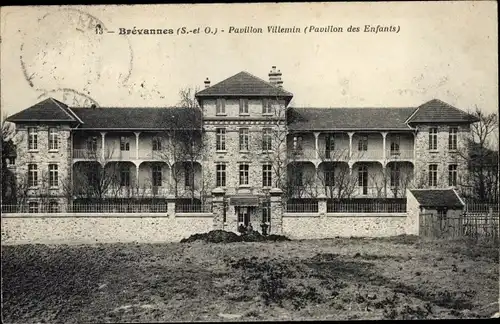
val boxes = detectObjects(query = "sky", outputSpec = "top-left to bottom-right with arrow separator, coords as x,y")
0,2 -> 498,119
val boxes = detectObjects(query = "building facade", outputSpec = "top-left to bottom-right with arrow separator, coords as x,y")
5,66 -> 479,230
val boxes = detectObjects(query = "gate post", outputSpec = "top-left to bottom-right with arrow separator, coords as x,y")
269,188 -> 283,235
212,187 -> 225,230
166,194 -> 176,218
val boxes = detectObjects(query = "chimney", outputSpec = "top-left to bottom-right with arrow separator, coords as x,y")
90,104 -> 97,109
269,66 -> 283,88
204,77 -> 211,88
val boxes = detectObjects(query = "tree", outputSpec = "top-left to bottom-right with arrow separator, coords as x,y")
458,108 -> 498,202
1,115 -> 17,205
157,87 -> 204,203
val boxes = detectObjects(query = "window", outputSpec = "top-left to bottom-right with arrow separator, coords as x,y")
49,201 -> 59,213
216,128 -> 226,151
88,168 -> 99,187
262,99 -> 273,114
120,137 -> 130,151
28,201 -> 39,213
216,98 -> 226,114
390,164 -> 400,187
28,127 -> 38,150
390,136 -> 400,155
152,137 -> 162,151
28,164 -> 38,187
262,164 -> 272,187
262,201 -> 271,223
239,99 -> 249,114
448,127 -> 458,151
184,165 -> 194,188
437,209 -> 447,220
324,164 -> 335,186
358,165 -> 368,187
294,168 -> 304,187
49,164 -> 58,188
358,136 -> 368,151
152,164 -> 162,187
239,128 -> 249,151
325,135 -> 335,157
48,128 -> 59,150
87,137 -> 98,152
239,164 -> 249,185
293,136 -> 303,151
429,127 -> 438,150
448,164 -> 457,187
120,167 -> 130,187
428,164 -> 438,187
262,128 -> 272,151
6,157 -> 15,166
216,163 -> 226,187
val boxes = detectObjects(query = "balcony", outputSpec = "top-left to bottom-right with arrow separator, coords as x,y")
287,148 -> 316,161
386,149 -> 414,161
351,150 -> 384,161
323,150 -> 350,161
73,148 -> 101,160
139,151 -> 164,160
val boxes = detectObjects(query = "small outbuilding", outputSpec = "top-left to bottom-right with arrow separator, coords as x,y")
409,188 -> 465,218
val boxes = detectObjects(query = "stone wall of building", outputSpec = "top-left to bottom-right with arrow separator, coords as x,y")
413,124 -> 469,190
14,123 -> 73,208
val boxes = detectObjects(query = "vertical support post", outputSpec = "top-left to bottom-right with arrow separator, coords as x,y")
100,131 -> 107,160
134,131 -> 140,160
269,188 -> 283,235
212,187 -> 225,230
382,165 -> 387,198
348,132 -> 354,160
314,132 -> 320,160
166,194 -> 176,218
136,163 -> 140,189
382,131 -> 388,161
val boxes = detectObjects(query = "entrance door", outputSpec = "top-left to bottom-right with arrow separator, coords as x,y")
238,207 -> 250,226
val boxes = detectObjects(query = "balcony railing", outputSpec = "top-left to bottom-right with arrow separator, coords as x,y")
139,151 -> 164,160
73,148 -> 101,159
351,150 -> 384,160
323,150 -> 350,161
386,149 -> 414,160
288,148 -> 316,160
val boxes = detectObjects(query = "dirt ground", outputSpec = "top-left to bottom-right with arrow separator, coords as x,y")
2,235 -> 499,322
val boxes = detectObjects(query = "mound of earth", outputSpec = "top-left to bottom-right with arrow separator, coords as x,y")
180,230 -> 291,243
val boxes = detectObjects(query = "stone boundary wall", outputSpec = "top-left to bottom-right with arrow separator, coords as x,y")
282,213 -> 410,239
1,213 -> 213,244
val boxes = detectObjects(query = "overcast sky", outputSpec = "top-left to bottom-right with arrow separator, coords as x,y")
0,2 -> 497,118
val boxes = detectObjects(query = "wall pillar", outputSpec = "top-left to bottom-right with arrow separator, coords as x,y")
166,194 -> 176,218
212,187 -> 225,230
318,193 -> 327,218
269,188 -> 283,235
314,132 -> 320,160
100,132 -> 107,161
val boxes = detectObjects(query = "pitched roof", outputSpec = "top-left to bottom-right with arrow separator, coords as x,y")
70,107 -> 202,130
195,71 -> 293,98
287,107 -> 416,131
410,189 -> 465,209
407,99 -> 480,124
6,98 -> 82,123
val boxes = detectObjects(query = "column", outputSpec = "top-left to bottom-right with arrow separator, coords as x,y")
314,132 -> 320,160
134,132 -> 140,160
382,165 -> 387,198
135,164 -> 140,189
348,132 -> 354,160
100,132 -> 107,160
166,194 -> 176,218
269,188 -> 283,235
382,132 -> 388,161
212,187 -> 225,230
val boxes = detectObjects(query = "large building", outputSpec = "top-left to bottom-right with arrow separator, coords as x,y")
5,66 -> 479,229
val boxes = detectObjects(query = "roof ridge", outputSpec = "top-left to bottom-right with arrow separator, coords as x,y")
50,98 -> 85,124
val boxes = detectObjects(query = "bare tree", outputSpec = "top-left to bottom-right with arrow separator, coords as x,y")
457,108 -> 498,202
